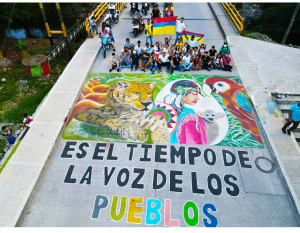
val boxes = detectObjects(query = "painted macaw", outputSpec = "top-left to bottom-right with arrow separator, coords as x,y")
204,78 -> 263,145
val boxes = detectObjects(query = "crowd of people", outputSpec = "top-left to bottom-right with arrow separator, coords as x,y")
87,3 -> 235,74
110,38 -> 234,74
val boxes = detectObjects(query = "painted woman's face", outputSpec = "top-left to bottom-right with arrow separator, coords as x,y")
181,89 -> 200,105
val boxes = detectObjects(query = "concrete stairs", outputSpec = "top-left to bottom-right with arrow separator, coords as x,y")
273,93 -> 300,146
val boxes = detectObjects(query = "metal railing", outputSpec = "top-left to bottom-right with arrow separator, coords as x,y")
44,17 -> 86,62
221,2 -> 245,34
85,2 -> 126,34
43,3 -> 99,62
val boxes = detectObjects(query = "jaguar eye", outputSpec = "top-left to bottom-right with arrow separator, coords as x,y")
147,93 -> 152,95
135,92 -> 140,95
217,83 -> 223,87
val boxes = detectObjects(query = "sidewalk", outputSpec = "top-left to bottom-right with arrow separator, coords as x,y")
0,38 -> 101,227
228,31 -> 300,220
210,3 -> 300,221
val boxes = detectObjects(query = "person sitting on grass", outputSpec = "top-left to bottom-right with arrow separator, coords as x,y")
23,113 -> 33,128
2,126 -> 16,145
139,52 -> 149,72
109,53 -> 120,72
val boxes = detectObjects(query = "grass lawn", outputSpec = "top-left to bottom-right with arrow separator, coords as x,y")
0,38 -> 82,155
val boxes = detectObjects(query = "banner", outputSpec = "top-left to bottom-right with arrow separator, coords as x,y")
181,30 -> 204,44
153,16 -> 177,36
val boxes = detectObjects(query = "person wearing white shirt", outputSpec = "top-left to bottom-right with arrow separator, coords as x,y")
183,34 -> 202,48
181,52 -> 192,71
108,3 -> 116,22
174,17 -> 185,45
157,51 -> 170,72
144,42 -> 153,55
135,40 -> 143,57
153,42 -> 161,56
23,113 -> 33,128
162,44 -> 170,55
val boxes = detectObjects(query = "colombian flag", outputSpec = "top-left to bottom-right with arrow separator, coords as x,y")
181,30 -> 204,44
153,16 -> 177,36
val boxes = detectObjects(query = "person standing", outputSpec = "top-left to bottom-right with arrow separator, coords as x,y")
174,17 -> 185,45
88,11 -> 98,38
282,102 -> 300,135
145,19 -> 153,46
151,4 -> 161,19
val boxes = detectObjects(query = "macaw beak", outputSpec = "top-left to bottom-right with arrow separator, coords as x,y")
199,83 -> 213,97
207,84 -> 216,93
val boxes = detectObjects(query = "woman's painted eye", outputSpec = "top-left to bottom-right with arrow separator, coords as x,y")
211,114 -> 215,117
206,114 -> 209,116
217,83 -> 223,87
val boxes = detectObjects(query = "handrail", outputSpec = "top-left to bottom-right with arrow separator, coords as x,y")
220,2 -> 245,34
85,2 -> 126,34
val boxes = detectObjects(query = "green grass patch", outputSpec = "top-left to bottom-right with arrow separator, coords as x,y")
0,139 -> 22,173
1,84 -> 52,123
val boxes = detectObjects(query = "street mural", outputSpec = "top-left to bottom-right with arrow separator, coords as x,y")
63,73 -> 263,148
